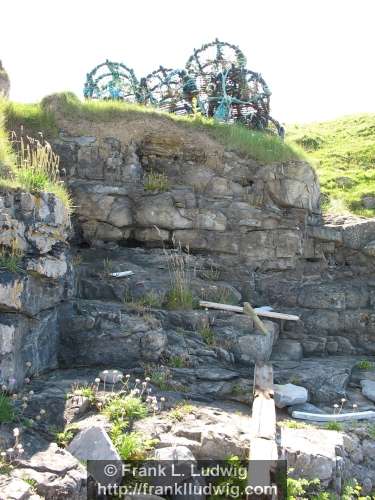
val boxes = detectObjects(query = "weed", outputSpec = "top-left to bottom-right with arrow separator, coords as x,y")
169,403 -> 194,422
168,356 -> 190,369
110,430 -> 157,461
367,424 -> 375,440
0,393 -> 15,423
202,286 -> 238,305
0,242 -> 23,273
325,421 -> 343,431
357,360 -> 375,370
279,419 -> 312,430
145,366 -> 173,391
103,395 -> 148,423
23,478 -> 38,492
52,424 -> 79,448
199,265 -> 221,281
164,239 -> 195,310
231,384 -> 246,397
144,169 -> 169,192
70,384 -> 97,404
198,324 -> 215,346
102,258 -> 114,275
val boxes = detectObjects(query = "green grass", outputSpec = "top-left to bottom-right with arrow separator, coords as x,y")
357,359 -> 375,370
2,92 -> 301,163
165,285 -> 195,310
109,429 -> 157,461
325,421 -> 343,431
103,395 -> 148,423
287,114 -> 375,217
52,424 -> 79,448
144,169 -> 170,192
198,324 -> 215,345
0,393 -> 14,423
0,98 -> 72,210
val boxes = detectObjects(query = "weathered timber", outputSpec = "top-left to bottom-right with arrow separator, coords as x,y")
248,363 -> 278,497
292,410 -> 375,422
199,301 -> 300,321
243,302 -> 269,335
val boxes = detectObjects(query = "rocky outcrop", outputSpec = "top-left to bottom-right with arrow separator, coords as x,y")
0,189 -> 72,389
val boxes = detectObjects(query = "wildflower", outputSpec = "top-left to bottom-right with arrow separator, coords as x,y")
333,404 -> 339,408
28,419 -> 34,426
341,398 -> 346,403
22,403 -> 27,410
25,362 -> 32,368
40,409 -> 46,415
13,428 -> 20,438
353,404 -> 358,409
126,374 -> 131,379
95,378 -> 101,384
7,448 -> 14,454
22,396 -> 28,402
103,370 -> 109,375
145,377 -> 150,382
17,448 -> 24,455
16,444 -> 22,450
0,452 -> 6,457
135,379 -> 140,384
142,382 -> 147,387
1,385 -> 7,391
12,394 -> 18,400
160,397 -> 165,402
24,377 -> 31,384
29,390 -> 34,396
36,415 -> 41,421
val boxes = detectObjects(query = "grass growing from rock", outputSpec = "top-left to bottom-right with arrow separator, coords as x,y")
0,393 -> 14,423
52,424 -> 79,448
104,395 -> 148,423
0,243 -> 24,273
288,114 -> 375,217
357,359 -> 375,370
325,421 -> 343,431
144,169 -> 170,192
0,100 -> 72,210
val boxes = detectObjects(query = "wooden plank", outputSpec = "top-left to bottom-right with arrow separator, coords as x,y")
243,302 -> 268,335
199,300 -> 300,321
253,363 -> 274,397
251,396 -> 276,440
292,410 -> 375,422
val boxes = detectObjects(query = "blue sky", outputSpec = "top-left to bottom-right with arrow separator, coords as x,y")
1,0 -> 374,123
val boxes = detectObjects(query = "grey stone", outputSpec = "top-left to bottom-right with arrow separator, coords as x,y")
68,425 -> 121,462
361,380 -> 375,402
362,195 -> 375,209
280,427 -> 343,485
271,339 -> 303,361
274,383 -> 308,408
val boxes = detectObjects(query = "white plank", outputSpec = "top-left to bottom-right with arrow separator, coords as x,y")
292,410 -> 375,422
199,300 -> 300,321
110,271 -> 134,278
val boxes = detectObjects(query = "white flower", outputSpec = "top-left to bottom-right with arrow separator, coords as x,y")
18,448 -> 24,454
13,428 -> 20,437
12,394 -> 18,400
29,390 -> 34,396
22,396 -> 28,402
135,379 -> 140,384
40,409 -> 46,415
160,397 -> 165,402
24,377 -> 31,384
6,448 -> 14,454
25,361 -> 32,368
95,378 -> 101,384
333,404 -> 339,408
22,403 -> 28,409
145,377 -> 150,382
36,415 -> 41,421
1,385 -> 7,391
341,398 -> 346,403
0,452 -> 6,457
16,444 -> 23,450
353,404 -> 358,408
126,374 -> 131,379
103,370 -> 109,374
142,382 -> 147,387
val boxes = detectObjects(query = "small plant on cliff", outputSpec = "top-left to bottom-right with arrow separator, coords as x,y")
0,242 -> 24,273
52,424 -> 79,448
104,395 -> 148,424
144,169 -> 170,192
325,421 -> 343,431
164,239 -> 195,310
357,359 -> 375,370
367,423 -> 375,440
0,393 -> 15,423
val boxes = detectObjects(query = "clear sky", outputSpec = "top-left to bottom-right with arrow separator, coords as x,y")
1,0 -> 374,124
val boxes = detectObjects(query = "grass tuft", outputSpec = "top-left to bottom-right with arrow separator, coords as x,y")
144,169 -> 170,192
0,393 -> 14,423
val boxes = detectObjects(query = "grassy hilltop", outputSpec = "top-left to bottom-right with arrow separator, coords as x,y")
287,114 -> 375,217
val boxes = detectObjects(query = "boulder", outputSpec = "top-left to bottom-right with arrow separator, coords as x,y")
68,425 -> 122,486
273,383 -> 308,408
361,380 -> 375,402
280,427 -> 343,486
